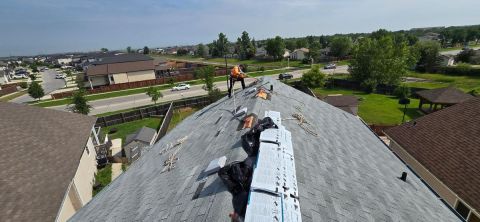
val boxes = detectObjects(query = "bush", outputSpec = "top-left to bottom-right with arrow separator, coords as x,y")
301,65 -> 326,88
19,82 -> 28,89
258,66 -> 265,72
394,85 -> 411,99
360,79 -> 377,93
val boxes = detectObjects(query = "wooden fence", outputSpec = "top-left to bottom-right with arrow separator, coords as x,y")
95,96 -> 214,128
0,86 -> 18,97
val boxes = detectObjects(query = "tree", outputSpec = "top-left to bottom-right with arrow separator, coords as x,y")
196,44 -> 207,58
197,66 -> 215,91
306,36 -> 316,47
296,38 -> 307,48
413,40 -> 441,72
307,42 -> 322,62
70,90 -> 91,115
236,31 -> 256,60
301,65 -> 326,88
64,70 -> 72,78
126,46 -> 132,53
177,48 -> 189,56
349,34 -> 416,92
146,87 -> 163,104
28,81 -> 44,101
285,41 -> 296,51
216,33 -> 229,57
265,36 -> 285,60
29,74 -> 36,81
456,49 -> 476,64
329,36 -> 353,58
143,46 -> 150,54
319,35 -> 328,48
100,48 -> 108,52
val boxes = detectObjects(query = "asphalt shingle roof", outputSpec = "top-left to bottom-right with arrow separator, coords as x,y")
125,126 -> 157,145
0,102 -> 96,222
385,97 -> 480,213
416,87 -> 473,104
92,54 -> 153,65
70,77 -> 458,222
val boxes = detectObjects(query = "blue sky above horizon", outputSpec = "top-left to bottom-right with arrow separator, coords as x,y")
0,0 -> 479,56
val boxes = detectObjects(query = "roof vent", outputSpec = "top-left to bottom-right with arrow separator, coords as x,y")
399,172 -> 407,182
235,107 -> 248,117
204,156 -> 227,175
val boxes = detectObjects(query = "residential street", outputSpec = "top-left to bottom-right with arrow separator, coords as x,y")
440,46 -> 480,56
11,69 -> 66,103
48,66 -> 348,115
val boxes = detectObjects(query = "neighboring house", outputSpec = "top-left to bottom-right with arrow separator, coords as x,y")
255,47 -> 267,57
440,55 -> 455,66
84,54 -> 155,88
419,32 -> 441,42
57,57 -> 73,65
290,48 -> 309,60
70,77 -> 459,221
385,97 -> 480,222
416,87 -> 474,113
153,57 -> 173,76
0,102 -> 100,222
124,126 -> 157,162
323,95 -> 359,115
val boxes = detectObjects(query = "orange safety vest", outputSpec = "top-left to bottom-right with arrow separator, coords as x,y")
231,66 -> 243,78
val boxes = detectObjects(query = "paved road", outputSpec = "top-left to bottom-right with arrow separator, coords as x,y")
440,46 -> 480,56
11,70 -> 66,103
48,66 -> 349,115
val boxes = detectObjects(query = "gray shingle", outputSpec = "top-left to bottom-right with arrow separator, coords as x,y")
69,77 -> 459,222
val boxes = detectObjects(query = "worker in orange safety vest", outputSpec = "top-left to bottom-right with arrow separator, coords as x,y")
228,65 -> 246,98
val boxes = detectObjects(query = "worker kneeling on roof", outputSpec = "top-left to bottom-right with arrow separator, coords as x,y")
228,64 -> 246,98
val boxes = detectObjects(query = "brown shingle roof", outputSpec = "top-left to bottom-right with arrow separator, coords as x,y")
323,95 -> 359,107
0,102 -> 96,222
385,97 -> 480,211
416,87 -> 473,104
87,60 -> 154,76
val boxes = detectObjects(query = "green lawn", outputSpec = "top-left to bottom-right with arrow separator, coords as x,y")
406,72 -> 480,91
167,107 -> 199,131
93,164 -> 112,196
0,90 -> 27,102
312,87 -> 423,125
101,118 -> 162,144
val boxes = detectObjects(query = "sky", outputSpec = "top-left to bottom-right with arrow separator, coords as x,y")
0,0 -> 479,57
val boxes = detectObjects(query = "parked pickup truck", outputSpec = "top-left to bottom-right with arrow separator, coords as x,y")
171,83 -> 191,91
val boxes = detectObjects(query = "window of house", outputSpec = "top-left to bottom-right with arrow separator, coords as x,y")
455,200 -> 470,220
469,213 -> 480,222
110,75 -> 114,82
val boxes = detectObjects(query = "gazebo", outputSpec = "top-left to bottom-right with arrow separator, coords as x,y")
416,87 -> 474,113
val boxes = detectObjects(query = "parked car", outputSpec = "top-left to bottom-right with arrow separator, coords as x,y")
12,74 -> 27,79
55,73 -> 66,79
172,83 -> 190,91
278,73 -> 293,80
324,63 -> 336,69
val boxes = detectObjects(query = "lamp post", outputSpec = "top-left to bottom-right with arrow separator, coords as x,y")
399,98 -> 411,123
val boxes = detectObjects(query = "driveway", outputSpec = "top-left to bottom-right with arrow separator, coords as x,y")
11,69 -> 66,103
48,66 -> 350,115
